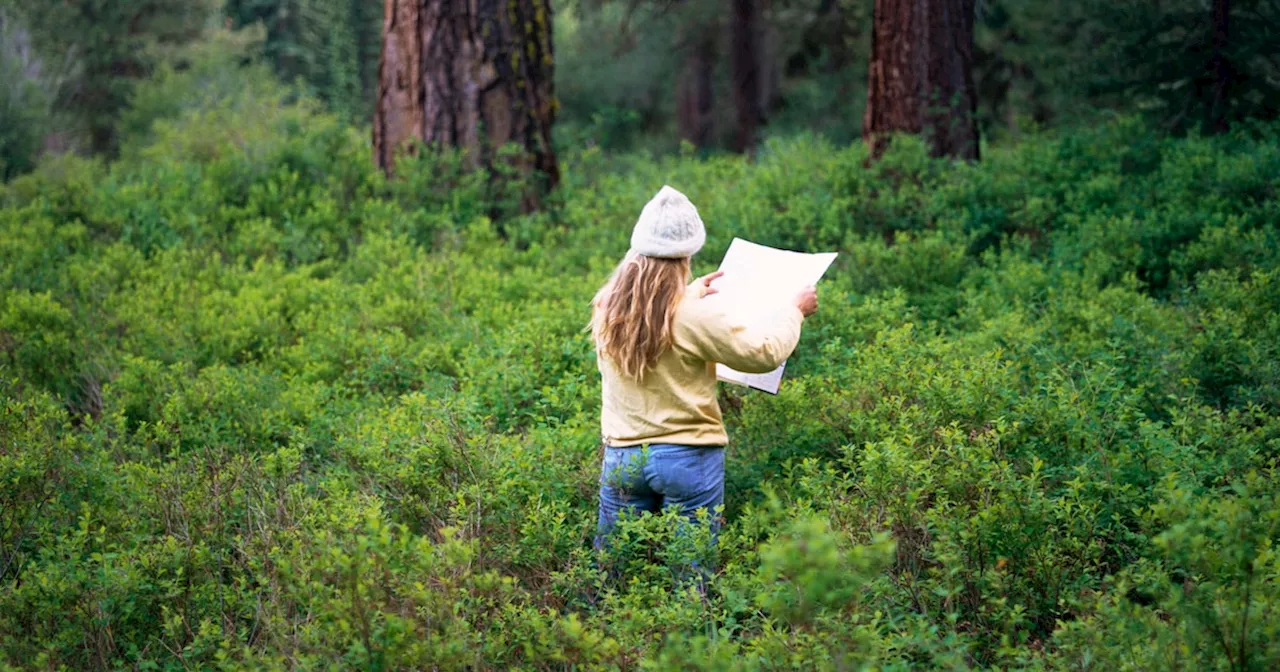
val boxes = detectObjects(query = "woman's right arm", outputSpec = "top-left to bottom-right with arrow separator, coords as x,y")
678,287 -> 817,373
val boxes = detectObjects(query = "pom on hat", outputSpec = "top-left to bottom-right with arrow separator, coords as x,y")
629,185 -> 706,259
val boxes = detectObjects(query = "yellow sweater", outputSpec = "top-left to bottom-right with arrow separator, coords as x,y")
597,284 -> 806,447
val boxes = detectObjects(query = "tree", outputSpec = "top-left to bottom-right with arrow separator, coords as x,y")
729,0 -> 763,152
863,0 -> 980,160
13,0 -> 217,155
1077,0 -> 1279,135
675,0 -> 770,153
0,10 -> 59,178
225,0 -> 383,120
973,1 -> 1072,135
373,0 -> 560,208
1206,0 -> 1232,134
675,12 -> 717,149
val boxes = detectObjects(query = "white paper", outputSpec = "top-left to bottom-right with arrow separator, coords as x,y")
708,238 -> 837,394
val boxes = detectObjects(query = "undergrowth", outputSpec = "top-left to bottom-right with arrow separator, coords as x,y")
2,72 -> 1279,669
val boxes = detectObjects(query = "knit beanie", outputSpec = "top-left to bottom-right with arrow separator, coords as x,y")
629,185 -> 706,259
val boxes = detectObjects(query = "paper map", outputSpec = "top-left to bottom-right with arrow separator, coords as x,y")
709,238 -> 837,394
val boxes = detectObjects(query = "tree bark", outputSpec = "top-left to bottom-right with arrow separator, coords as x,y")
757,0 -> 783,118
373,0 -> 559,206
676,25 -> 716,149
374,0 -> 422,172
730,0 -> 762,153
1204,0 -> 1231,134
863,0 -> 979,160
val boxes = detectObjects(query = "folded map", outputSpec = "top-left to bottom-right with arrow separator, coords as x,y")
708,238 -> 837,394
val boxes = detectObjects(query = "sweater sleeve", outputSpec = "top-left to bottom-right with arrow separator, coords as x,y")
676,299 -> 806,373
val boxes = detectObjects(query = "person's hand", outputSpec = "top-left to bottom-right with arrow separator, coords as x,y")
794,285 -> 818,317
696,270 -> 725,298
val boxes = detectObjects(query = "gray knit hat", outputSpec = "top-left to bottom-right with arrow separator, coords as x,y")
629,185 -> 706,259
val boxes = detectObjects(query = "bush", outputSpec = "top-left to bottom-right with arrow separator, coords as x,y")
2,77 -> 1279,669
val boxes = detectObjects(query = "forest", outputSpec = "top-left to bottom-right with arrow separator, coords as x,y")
1,0 -> 1279,669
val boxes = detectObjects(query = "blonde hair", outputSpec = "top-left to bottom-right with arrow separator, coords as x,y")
590,253 -> 692,380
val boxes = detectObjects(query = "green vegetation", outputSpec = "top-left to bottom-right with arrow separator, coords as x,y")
224,0 -> 381,121
3,0 -> 218,155
2,47 -> 1279,668
5,1 -> 1277,174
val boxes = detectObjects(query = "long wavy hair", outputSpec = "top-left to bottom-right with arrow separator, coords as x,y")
590,253 -> 691,380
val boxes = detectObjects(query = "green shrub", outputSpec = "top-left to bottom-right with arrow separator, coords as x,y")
2,87 -> 1279,669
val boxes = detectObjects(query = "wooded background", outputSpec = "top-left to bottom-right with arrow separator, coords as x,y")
3,0 -> 1278,184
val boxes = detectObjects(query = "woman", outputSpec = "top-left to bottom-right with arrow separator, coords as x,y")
590,185 -> 819,550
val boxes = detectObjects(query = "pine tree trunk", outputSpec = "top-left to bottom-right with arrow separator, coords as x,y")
374,0 -> 422,171
1205,0 -> 1230,134
730,0 -> 762,153
373,0 -> 559,207
863,0 -> 979,160
676,27 -> 716,149
758,0 -> 783,117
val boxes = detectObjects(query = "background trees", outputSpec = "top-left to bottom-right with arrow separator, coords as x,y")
2,0 -> 217,155
0,11 -> 57,180
730,0 -> 765,152
1080,0 -> 1280,135
225,0 -> 382,120
0,0 -> 1277,177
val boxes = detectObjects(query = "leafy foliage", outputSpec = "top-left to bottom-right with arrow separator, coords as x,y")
1080,0 -> 1280,134
225,0 -> 382,120
0,10 -> 65,180
5,0 -> 219,154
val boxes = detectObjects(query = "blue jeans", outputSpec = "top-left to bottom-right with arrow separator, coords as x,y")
594,443 -> 725,550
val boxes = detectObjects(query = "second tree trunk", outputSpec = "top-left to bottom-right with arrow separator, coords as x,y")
863,0 -> 979,160
730,0 -> 763,153
374,0 -> 559,206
